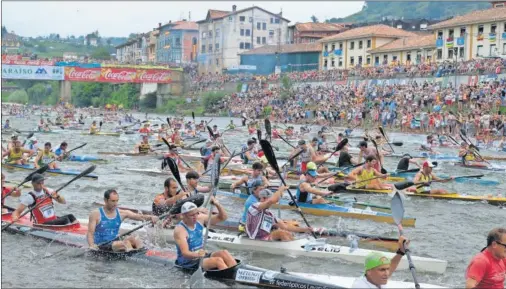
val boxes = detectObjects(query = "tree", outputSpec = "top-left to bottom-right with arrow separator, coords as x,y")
27,83 -> 49,104
36,44 -> 47,53
56,34 -> 60,40
1,25 -> 7,35
8,90 -> 29,104
310,15 -> 319,23
91,47 -> 111,60
106,38 -> 112,46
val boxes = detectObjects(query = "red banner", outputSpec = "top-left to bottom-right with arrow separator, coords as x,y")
2,59 -> 56,65
2,54 -> 22,62
64,67 -> 172,83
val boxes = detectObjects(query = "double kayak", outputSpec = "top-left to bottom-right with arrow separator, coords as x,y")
215,190 -> 415,226
1,211 -> 443,288
66,155 -> 107,163
2,163 -> 99,179
80,132 -> 121,137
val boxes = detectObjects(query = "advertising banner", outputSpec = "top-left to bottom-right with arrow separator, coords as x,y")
63,67 -> 172,83
2,59 -> 56,65
1,65 -> 64,80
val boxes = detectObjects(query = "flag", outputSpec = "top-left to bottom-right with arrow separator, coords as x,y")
489,33 -> 496,43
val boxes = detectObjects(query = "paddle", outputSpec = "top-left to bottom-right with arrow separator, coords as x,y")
202,149 -> 243,175
379,126 -> 395,153
277,134 -> 296,149
394,173 -> 485,190
1,164 -> 51,202
99,121 -> 103,132
390,141 -> 403,147
189,152 -> 221,288
206,118 -> 214,126
259,139 -> 318,239
161,137 -> 194,170
2,165 -> 96,231
207,126 -> 215,140
370,138 -> 387,174
61,143 -> 87,160
329,173 -> 393,192
164,156 -> 186,191
265,119 -> 272,142
22,132 -> 35,146
316,162 -> 363,185
166,117 -> 172,130
185,139 -> 206,149
192,112 -> 196,124
446,134 -> 459,145
280,149 -> 305,169
391,192 -> 421,289
257,129 -> 262,141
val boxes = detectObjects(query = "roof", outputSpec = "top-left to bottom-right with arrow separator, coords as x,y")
319,24 -> 416,43
172,21 -> 198,30
368,34 -> 435,53
292,22 -> 347,32
197,6 -> 290,24
299,33 -> 336,38
240,43 -> 321,55
428,7 -> 506,29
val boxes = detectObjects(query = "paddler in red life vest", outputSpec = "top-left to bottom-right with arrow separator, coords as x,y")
247,122 -> 256,134
11,173 -> 77,225
174,201 -> 237,270
163,145 -> 186,171
138,122 -> 151,134
33,142 -> 59,170
285,126 -> 294,137
245,188 -> 313,241
2,173 -> 22,213
157,124 -> 169,141
134,135 -> 154,154
171,128 -> 184,146
2,140 -> 33,165
87,189 -> 159,252
465,227 -> 506,289
357,141 -> 384,172
272,126 -> 280,139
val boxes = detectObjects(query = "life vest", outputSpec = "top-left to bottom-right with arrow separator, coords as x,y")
90,125 -> 98,134
28,190 -> 57,224
246,202 -> 275,241
138,143 -> 151,154
2,187 -> 12,207
416,173 -> 432,194
7,149 -> 23,162
152,190 -> 181,216
356,166 -> 375,188
139,128 -> 150,133
296,181 -> 313,203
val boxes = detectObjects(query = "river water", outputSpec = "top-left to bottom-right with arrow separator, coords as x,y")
1,113 -> 504,288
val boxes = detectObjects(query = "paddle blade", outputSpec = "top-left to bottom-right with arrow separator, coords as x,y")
192,112 -> 195,121
24,164 -> 50,183
257,129 -> 262,141
99,121 -> 103,127
460,128 -> 467,137
26,132 -> 34,139
265,119 -> 272,138
189,269 -> 205,288
165,157 -> 183,188
212,153 -> 221,188
394,181 -> 414,190
390,192 -> 405,226
161,137 -> 171,148
207,126 -> 215,139
259,140 -> 280,173
334,138 -> 349,152
391,141 -> 403,146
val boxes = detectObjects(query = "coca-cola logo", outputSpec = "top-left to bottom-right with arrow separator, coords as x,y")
67,68 -> 101,80
102,69 -> 136,81
137,70 -> 171,82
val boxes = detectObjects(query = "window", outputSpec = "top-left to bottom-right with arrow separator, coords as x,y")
257,22 -> 261,30
324,59 -> 328,67
208,31 -> 213,38
275,18 -> 280,24
375,56 -> 379,64
262,23 -> 267,30
383,54 -> 388,64
459,47 -> 464,58
215,43 -> 220,51
407,53 -> 411,62
240,29 -> 244,36
491,24 -> 497,34
339,42 -> 343,50
338,58 -> 343,67
437,49 -> 442,59
249,17 -> 253,23
448,29 -> 454,38
477,45 -> 483,56
358,56 -> 363,64
460,27 -> 466,37
240,42 -> 244,49
215,29 -> 220,37
350,41 -> 354,50
245,42 -> 251,49
269,30 -> 275,37
216,58 -> 219,66
397,24 -> 402,29
446,48 -> 452,59
262,37 -> 266,44
504,22 -> 506,33
270,18 -> 274,24
229,16 -> 233,22
324,45 -> 328,51
331,59 -> 335,67
367,39 -> 371,48
201,44 -> 206,53
257,37 -> 261,44
350,56 -> 354,66
358,41 -> 363,49
175,38 -> 181,46
245,29 -> 251,36
239,16 -> 245,22
202,32 -> 206,39
420,23 -> 427,30
208,44 -> 213,52
478,25 -> 484,34
331,44 -> 335,51
392,55 -> 397,61
437,30 -> 443,39
504,43 -> 506,54
490,44 -> 497,56
366,56 -> 371,65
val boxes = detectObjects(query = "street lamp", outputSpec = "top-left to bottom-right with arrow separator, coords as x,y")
453,47 -> 458,91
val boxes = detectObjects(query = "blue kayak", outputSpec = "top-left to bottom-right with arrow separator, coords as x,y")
67,155 -> 107,163
2,163 -> 98,179
390,171 -> 499,186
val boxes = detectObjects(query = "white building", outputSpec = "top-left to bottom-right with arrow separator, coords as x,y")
115,34 -> 148,64
197,5 -> 290,74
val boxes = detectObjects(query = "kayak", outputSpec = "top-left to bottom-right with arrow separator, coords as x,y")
1,163 -> 98,179
98,151 -> 163,157
453,163 -> 506,172
76,218 -> 445,274
67,155 -> 107,163
390,171 -> 499,186
387,152 -> 506,162
340,187 -> 505,206
80,132 -> 121,137
215,190 -> 415,226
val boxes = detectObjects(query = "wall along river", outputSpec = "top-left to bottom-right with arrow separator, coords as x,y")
1,113 -> 504,288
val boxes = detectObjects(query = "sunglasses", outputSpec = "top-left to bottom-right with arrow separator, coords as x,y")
496,240 -> 506,248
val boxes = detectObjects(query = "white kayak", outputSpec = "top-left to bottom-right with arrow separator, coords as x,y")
78,219 -> 447,274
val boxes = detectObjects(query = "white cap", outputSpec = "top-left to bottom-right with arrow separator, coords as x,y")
181,202 -> 198,214
30,136 -> 37,142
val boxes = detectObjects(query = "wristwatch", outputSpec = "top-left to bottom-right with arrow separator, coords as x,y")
396,249 -> 405,256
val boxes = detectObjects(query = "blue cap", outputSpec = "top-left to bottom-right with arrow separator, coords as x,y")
306,170 -> 318,178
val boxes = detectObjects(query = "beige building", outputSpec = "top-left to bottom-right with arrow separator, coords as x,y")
428,4 -> 506,61
148,29 -> 159,63
319,24 -> 415,69
367,34 -> 435,65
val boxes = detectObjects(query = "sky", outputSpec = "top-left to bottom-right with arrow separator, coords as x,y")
2,1 -> 364,37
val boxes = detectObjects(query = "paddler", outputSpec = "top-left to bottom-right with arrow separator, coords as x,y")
163,145 -> 186,171
458,142 -> 487,167
25,136 -> 39,152
357,141 -> 384,172
54,142 -> 68,161
3,119 -> 10,129
408,160 -> 452,194
396,154 -> 421,171
11,173 -> 76,225
87,189 -> 158,251
33,142 -> 59,170
296,167 -> 333,204
157,124 -> 169,141
152,177 -> 189,216
230,162 -> 270,194
174,201 -> 237,270
465,227 -> 506,289
211,125 -> 220,137
225,120 -> 235,130
349,156 -> 392,190
337,143 -> 357,168
89,120 -> 98,134
351,236 -> 409,288
2,140 -> 33,165
241,139 -> 259,164
171,128 -> 184,146
247,122 -> 256,135
138,122 -> 151,134
185,171 -> 211,196
245,187 -> 313,241
134,135 -> 154,154
2,173 -> 22,213
7,135 -> 18,151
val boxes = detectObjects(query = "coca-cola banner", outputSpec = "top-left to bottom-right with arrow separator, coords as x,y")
64,67 -> 172,83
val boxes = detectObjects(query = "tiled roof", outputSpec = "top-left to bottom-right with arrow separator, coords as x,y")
209,9 -> 231,19
240,43 -> 321,55
368,34 -> 435,53
198,6 -> 290,24
294,22 -> 347,32
172,21 -> 198,30
319,24 -> 416,42
299,33 -> 336,38
428,7 -> 506,29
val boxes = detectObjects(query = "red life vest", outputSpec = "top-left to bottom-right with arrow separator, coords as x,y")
2,187 -> 12,207
28,190 -> 57,224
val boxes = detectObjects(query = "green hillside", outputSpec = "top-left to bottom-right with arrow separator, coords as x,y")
327,1 -> 490,23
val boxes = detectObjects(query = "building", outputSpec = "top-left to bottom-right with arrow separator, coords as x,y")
351,18 -> 448,32
240,43 -> 321,75
85,32 -> 99,47
63,52 -> 79,60
115,34 -> 148,64
287,22 -> 350,44
367,34 -> 435,65
197,5 -> 290,74
319,24 -> 415,69
156,20 -> 198,65
428,3 -> 506,61
148,28 -> 159,63
1,31 -> 21,52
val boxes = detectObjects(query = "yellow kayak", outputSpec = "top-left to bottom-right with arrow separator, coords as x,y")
81,132 -> 121,137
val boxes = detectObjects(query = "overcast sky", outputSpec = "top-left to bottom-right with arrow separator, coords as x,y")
2,1 -> 364,37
